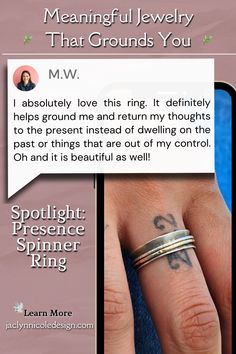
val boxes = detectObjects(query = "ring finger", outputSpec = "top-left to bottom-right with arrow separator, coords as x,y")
123,207 -> 221,354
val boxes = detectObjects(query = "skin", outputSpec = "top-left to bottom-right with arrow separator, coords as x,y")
104,175 -> 231,354
22,72 -> 30,86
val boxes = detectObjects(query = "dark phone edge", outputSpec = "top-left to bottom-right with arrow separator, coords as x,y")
215,82 -> 235,353
96,174 -> 104,353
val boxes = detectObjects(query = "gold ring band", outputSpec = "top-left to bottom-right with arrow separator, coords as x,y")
134,238 -> 195,269
135,244 -> 195,270
131,229 -> 190,260
133,235 -> 194,264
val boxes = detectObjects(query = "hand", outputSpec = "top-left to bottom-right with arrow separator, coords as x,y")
104,175 -> 231,354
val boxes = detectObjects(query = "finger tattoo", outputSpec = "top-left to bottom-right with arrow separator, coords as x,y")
153,214 -> 192,270
167,250 -> 192,269
153,214 -> 178,231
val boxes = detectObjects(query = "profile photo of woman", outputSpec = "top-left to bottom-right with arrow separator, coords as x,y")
17,70 -> 36,91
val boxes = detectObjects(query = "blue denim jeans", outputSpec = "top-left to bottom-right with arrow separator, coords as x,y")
123,250 -> 162,354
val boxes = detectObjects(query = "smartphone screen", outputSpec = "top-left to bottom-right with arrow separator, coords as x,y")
100,83 -> 233,353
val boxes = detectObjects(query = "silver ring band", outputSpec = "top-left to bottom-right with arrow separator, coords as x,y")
133,235 -> 194,264
131,229 -> 195,270
131,229 -> 190,260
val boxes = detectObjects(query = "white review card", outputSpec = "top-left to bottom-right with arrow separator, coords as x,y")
8,59 -> 214,197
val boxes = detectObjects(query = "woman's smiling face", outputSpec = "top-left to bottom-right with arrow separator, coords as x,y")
22,72 -> 30,84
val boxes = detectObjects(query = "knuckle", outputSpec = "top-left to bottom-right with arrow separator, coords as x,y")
189,177 -> 217,196
104,287 -> 132,333
135,180 -> 171,207
189,186 -> 222,215
174,298 -> 220,351
191,189 -> 218,210
121,178 -> 168,206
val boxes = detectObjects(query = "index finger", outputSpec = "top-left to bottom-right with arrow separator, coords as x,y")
104,206 -> 135,354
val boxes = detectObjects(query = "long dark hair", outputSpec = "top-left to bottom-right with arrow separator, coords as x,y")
20,70 -> 32,83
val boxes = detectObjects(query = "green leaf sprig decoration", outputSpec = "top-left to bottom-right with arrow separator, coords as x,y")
24,35 -> 33,44
203,35 -> 213,45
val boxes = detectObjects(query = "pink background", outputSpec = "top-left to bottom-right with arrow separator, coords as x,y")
1,0 -> 235,353
1,0 -> 236,85
13,65 -> 39,86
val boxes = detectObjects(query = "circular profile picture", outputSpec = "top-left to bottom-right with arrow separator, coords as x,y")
13,65 -> 39,91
